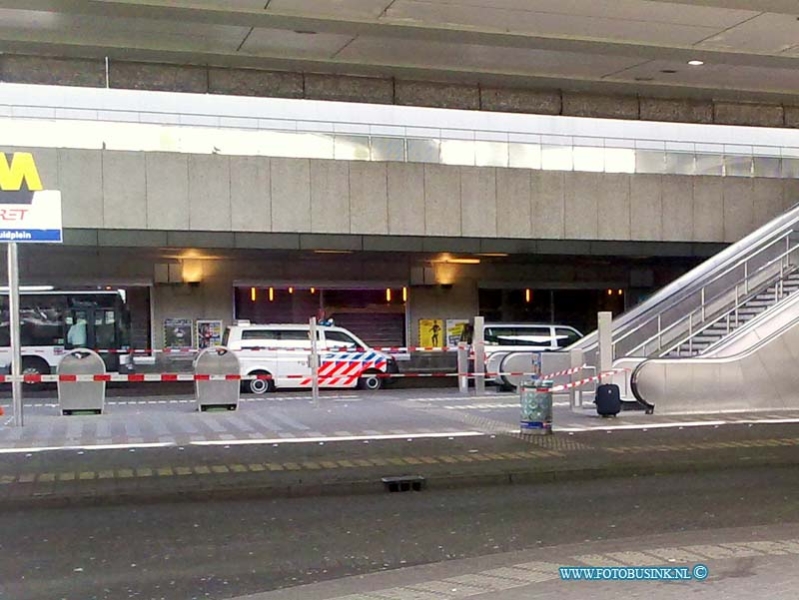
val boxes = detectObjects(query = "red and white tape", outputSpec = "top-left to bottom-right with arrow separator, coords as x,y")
539,364 -> 586,381
550,368 -> 627,393
73,346 -> 461,355
2,370 -> 575,383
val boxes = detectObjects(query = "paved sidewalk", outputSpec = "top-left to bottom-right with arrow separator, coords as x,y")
1,415 -> 798,508
2,387 -> 799,507
233,522 -> 799,600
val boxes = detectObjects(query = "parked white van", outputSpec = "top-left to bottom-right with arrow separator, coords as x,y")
223,322 -> 399,394
460,322 -> 583,386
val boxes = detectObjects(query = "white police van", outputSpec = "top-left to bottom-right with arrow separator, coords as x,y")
223,321 -> 399,394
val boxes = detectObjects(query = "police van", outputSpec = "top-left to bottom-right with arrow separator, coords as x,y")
223,321 -> 399,394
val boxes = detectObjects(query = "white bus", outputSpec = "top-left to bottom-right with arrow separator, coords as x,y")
0,289 -> 132,379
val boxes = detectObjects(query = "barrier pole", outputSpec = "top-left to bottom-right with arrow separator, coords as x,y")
473,316 -> 485,394
598,311 -> 613,384
310,317 -> 319,407
457,342 -> 468,395
569,348 -> 583,410
8,242 -> 22,427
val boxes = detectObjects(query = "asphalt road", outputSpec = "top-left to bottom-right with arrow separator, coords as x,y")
2,465 -> 798,600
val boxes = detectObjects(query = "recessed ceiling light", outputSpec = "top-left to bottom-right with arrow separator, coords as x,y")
660,69 -> 678,74
293,30 -> 317,35
688,60 -> 704,66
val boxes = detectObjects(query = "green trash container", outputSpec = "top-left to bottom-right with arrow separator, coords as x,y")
520,379 -> 553,435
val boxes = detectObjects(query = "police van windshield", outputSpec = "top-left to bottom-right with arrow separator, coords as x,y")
325,330 -> 360,348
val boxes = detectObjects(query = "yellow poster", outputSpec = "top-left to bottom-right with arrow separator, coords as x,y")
419,319 -> 444,348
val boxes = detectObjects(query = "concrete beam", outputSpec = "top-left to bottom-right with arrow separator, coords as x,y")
3,54 -> 799,129
0,54 -> 105,87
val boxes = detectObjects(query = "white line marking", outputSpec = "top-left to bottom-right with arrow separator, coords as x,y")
191,431 -> 484,446
553,418 -> 795,432
0,431 -> 484,453
0,441 -> 175,454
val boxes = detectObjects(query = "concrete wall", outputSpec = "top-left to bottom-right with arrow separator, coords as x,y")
9,146 -> 799,245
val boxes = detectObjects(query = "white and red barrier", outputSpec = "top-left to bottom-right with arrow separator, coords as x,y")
550,368 -> 628,393
2,366 -> 612,385
2,371 -> 532,383
80,346 -> 460,355
539,364 -> 585,381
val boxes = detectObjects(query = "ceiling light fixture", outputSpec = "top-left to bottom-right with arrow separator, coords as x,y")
688,60 -> 704,66
432,257 -> 481,265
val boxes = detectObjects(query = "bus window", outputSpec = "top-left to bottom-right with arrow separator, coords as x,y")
66,311 -> 88,348
94,309 -> 117,349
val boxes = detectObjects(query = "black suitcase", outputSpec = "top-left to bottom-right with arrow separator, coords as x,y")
595,384 -> 621,417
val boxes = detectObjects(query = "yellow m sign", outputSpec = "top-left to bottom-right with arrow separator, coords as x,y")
0,153 -> 43,192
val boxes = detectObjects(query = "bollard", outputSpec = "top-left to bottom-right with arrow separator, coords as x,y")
194,347 -> 240,411
58,349 -> 106,416
473,316 -> 485,394
520,379 -> 553,435
457,342 -> 469,395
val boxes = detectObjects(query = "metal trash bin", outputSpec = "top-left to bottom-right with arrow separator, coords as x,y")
520,379 -> 553,435
194,347 -> 240,411
58,349 -> 106,416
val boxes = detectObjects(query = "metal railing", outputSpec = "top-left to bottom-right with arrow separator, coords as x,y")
657,261 -> 799,358
622,240 -> 799,358
571,203 -> 799,365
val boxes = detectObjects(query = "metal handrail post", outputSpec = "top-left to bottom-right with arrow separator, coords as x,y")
701,288 -> 706,321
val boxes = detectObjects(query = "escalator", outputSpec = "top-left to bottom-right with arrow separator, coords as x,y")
631,289 -> 799,414
567,202 -> 799,408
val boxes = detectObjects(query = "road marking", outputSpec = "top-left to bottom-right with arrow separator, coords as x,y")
556,420 -> 729,432
190,431 -> 484,446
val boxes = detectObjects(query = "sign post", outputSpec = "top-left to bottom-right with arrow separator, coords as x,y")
309,317 -> 320,407
0,152 -> 63,427
8,243 -> 21,426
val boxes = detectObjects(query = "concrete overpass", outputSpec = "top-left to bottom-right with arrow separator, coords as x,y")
1,1 -> 799,127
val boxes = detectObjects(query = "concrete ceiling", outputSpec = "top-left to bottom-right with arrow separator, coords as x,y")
1,0 -> 799,102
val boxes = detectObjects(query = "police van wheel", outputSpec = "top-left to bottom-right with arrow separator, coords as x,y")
358,371 -> 384,391
247,372 -> 274,395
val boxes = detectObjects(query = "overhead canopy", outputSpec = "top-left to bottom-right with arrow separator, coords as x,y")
0,1 -> 798,103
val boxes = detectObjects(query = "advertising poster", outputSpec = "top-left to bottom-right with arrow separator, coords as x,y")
418,318 -> 444,348
164,318 -> 193,349
445,319 -> 470,346
196,319 -> 224,349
